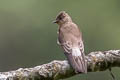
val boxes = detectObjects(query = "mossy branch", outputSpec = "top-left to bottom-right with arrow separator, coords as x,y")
0,50 -> 120,80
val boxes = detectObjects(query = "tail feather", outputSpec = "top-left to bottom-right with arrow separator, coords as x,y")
64,48 -> 87,73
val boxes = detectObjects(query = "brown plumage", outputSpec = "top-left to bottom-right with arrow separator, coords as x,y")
54,11 -> 87,73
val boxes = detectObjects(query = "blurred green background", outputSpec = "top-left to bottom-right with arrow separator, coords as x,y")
0,0 -> 120,80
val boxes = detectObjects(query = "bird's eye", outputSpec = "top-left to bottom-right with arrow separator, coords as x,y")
59,15 -> 65,20
59,17 -> 62,20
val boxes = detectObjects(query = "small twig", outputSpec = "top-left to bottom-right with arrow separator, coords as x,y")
109,68 -> 116,80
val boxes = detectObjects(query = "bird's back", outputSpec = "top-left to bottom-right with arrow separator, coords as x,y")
58,22 -> 87,73
58,22 -> 82,48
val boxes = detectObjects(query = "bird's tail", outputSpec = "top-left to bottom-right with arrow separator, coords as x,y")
64,48 -> 87,73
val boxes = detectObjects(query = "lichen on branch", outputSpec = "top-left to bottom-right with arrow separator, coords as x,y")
0,50 -> 120,80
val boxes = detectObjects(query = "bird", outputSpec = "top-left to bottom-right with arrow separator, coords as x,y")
53,11 -> 87,73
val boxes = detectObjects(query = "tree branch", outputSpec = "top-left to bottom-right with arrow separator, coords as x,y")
0,50 -> 120,80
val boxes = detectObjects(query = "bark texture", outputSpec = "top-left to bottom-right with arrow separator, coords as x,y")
0,50 -> 120,80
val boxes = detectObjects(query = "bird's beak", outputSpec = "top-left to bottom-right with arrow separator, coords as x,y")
53,20 -> 58,23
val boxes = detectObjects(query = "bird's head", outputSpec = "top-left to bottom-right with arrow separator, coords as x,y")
53,11 -> 72,25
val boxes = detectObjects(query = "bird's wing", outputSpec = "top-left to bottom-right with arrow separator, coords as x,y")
78,41 -> 87,73
78,41 -> 84,53
61,41 -> 72,54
